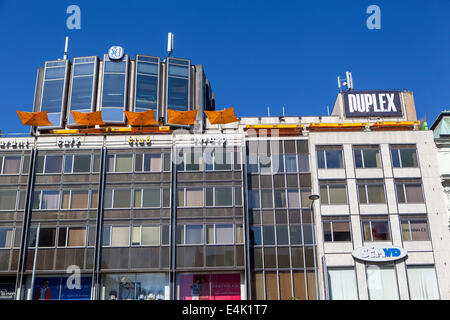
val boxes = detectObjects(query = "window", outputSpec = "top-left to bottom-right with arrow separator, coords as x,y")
143,154 -> 162,172
287,190 -> 300,208
101,56 -> 128,122
132,226 -> 160,246
28,227 -> 57,247
44,155 -> 63,173
185,188 -> 203,207
357,180 -> 386,204
0,191 -> 17,210
391,146 -> 418,168
204,187 -> 233,207
103,226 -> 130,247
362,216 -> 390,241
247,155 -> 259,173
317,146 -> 343,169
214,151 -> 232,171
400,216 -> 430,241
104,189 -> 131,209
177,225 -> 203,245
2,156 -> 21,174
0,228 -> 13,248
407,266 -> 439,300
167,58 -> 190,111
395,180 -> 424,203
134,188 -> 161,208
135,55 -> 159,113
274,190 -> 287,208
366,265 -> 399,300
33,190 -> 60,210
249,190 -> 260,209
319,181 -> 347,205
285,155 -> 298,173
328,268 -> 358,300
40,61 -> 68,127
354,146 -> 381,168
66,190 -> 89,209
58,227 -> 86,247
107,154 -> 133,172
206,224 -> 234,244
250,226 -> 262,245
323,217 -> 351,242
64,154 -> 92,173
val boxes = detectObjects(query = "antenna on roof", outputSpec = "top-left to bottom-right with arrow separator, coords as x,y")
167,32 -> 174,57
337,71 -> 354,92
282,106 -> 285,117
267,106 -> 270,117
63,36 -> 69,60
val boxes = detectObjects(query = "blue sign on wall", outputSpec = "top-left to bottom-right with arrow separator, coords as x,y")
33,276 -> 92,300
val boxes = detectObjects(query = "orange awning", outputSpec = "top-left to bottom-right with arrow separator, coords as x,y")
71,111 -> 106,126
16,110 -> 53,126
204,107 -> 239,125
167,109 -> 198,125
124,110 -> 158,126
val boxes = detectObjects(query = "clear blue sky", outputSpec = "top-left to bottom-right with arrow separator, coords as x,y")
0,0 -> 449,134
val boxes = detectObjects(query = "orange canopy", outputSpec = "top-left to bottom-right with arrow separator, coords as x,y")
16,110 -> 53,126
204,108 -> 239,125
71,111 -> 106,126
124,110 -> 158,126
167,109 -> 198,125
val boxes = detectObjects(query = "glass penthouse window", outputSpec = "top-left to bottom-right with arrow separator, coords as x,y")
166,58 -> 190,111
67,57 -> 98,125
135,55 -> 160,115
101,54 -> 129,123
39,60 -> 69,128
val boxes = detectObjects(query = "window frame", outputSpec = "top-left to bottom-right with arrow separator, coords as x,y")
361,216 -> 392,242
353,146 -> 382,169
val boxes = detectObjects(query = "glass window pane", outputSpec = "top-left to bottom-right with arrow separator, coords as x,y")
401,221 -> 411,241
319,186 -> 329,205
367,266 -> 399,300
407,267 -> 439,300
104,190 -> 113,209
326,150 -> 343,168
285,155 -> 297,173
3,156 -> 21,174
358,185 -> 367,204
391,149 -> 401,167
410,221 -> 429,241
41,80 -> 64,113
102,226 -> 111,246
371,221 -> 390,241
102,74 -> 126,108
144,154 -> 162,172
274,190 -> 286,208
362,222 -> 372,241
323,222 -> 332,242
405,184 -> 424,203
68,228 -> 86,247
44,155 -> 62,173
215,225 -> 233,244
396,184 -> 406,203
0,229 -> 13,248
206,225 -> 214,244
71,190 -> 89,209
39,228 -> 56,247
58,228 -> 67,247
73,155 -> 91,173
132,226 -> 141,245
111,227 -> 130,246
113,190 -> 131,208
354,149 -> 363,168
167,77 -> 189,110
185,225 -> 203,244
135,75 -> 158,109
262,226 -> 275,245
276,226 -> 289,245
363,149 -> 381,168
235,225 -> 244,244
41,191 -> 60,210
290,226 -> 303,244
142,226 -> 160,245
186,189 -> 203,207
250,226 -> 262,245
177,189 -> 184,207
261,190 -> 273,208
287,190 -> 300,208
400,149 -> 418,168
116,154 -> 133,172
317,150 -> 325,169
62,191 -> 70,209
142,189 -> 160,208
134,190 -> 142,208
333,222 -> 351,241
367,185 -> 386,203
64,155 -> 73,173
328,268 -> 358,300
329,185 -> 347,204
249,190 -> 260,209
70,76 -> 94,110
0,191 -> 17,210
215,188 -> 233,206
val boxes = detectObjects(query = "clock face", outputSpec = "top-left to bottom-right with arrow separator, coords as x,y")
108,46 -> 124,60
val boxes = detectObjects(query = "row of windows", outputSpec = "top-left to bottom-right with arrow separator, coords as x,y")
317,145 -> 418,169
176,150 -> 242,172
328,265 -> 439,300
32,190 -> 98,210
247,154 -> 309,174
176,187 -> 242,208
319,179 -> 424,205
176,224 -> 244,245
36,154 -> 100,174
248,189 -> 311,209
250,224 -> 314,246
0,155 -> 30,175
322,215 -> 430,242
107,153 -> 171,173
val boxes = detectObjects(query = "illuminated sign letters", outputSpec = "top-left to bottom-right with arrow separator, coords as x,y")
352,245 -> 407,263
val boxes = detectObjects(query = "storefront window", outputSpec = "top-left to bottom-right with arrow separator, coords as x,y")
32,276 -> 92,300
178,274 -> 241,300
103,273 -> 169,300
366,265 -> 399,300
328,268 -> 358,300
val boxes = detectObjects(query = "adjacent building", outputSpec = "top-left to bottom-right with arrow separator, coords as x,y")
0,49 -> 448,300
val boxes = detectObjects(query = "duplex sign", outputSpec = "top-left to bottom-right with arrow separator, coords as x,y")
343,90 -> 403,118
352,245 -> 407,263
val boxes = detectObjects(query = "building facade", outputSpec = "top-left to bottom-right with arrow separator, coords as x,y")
0,50 -> 449,300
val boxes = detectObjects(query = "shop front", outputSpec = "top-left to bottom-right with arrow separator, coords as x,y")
177,273 -> 242,300
29,275 -> 92,300
101,273 -> 169,300
0,277 -> 16,300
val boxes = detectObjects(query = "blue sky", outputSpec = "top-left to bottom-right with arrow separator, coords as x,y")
0,0 -> 449,134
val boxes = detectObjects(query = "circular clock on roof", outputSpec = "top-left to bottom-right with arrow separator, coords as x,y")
108,46 -> 124,60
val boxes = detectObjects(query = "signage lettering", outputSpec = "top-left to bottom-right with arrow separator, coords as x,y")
57,137 -> 81,148
194,136 -> 227,146
344,90 -> 403,118
0,139 -> 30,149
352,245 -> 407,263
128,136 -> 151,146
